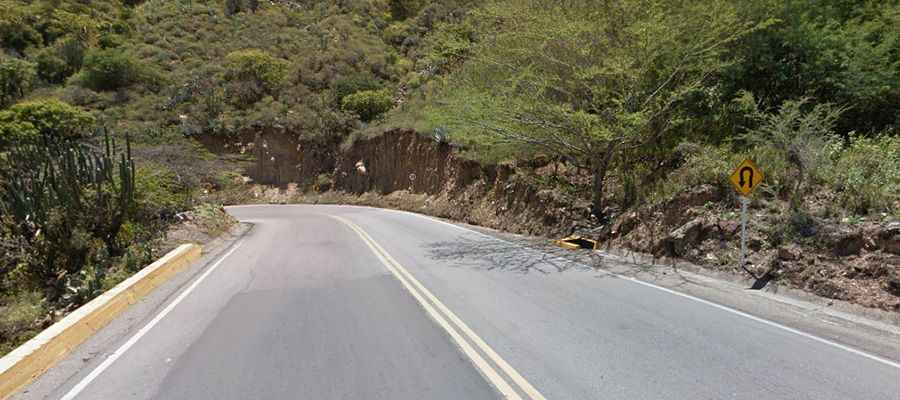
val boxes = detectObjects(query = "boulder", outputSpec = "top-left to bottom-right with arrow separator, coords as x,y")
777,245 -> 801,261
830,229 -> 865,257
886,272 -> 900,297
611,211 -> 639,237
877,222 -> 900,255
673,184 -> 721,208
664,218 -> 707,257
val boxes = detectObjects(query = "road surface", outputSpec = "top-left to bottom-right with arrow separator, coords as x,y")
13,205 -> 900,399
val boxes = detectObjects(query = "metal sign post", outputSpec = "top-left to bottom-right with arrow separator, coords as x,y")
739,196 -> 749,271
729,159 -> 763,274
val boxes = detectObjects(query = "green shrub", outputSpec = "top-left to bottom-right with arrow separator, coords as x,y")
0,57 -> 37,107
77,49 -> 141,91
133,163 -> 192,220
383,22 -> 413,46
828,135 -> 900,214
389,0 -> 426,20
341,89 -> 393,122
0,131 -> 135,301
333,73 -> 382,104
650,144 -> 738,204
0,99 -> 94,145
33,49 -> 69,84
743,99 -> 843,209
0,291 -> 47,355
192,203 -> 235,237
0,5 -> 41,52
223,49 -> 287,94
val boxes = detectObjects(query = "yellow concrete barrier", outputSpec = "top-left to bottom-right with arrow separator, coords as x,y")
0,243 -> 202,400
554,235 -> 599,250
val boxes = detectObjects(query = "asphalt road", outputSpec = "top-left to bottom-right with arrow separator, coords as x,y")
13,205 -> 900,399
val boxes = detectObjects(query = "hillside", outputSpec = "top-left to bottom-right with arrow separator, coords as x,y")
2,0 -> 899,355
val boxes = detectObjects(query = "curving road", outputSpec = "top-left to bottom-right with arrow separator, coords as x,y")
12,205 -> 900,400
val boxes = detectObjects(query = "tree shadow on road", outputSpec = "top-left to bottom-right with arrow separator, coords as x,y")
423,235 -> 610,274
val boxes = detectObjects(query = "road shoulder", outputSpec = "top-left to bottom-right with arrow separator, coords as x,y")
10,223 -> 251,400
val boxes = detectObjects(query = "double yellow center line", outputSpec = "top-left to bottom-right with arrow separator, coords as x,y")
330,215 -> 547,400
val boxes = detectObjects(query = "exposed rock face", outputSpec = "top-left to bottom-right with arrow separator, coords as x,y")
214,128 -> 589,238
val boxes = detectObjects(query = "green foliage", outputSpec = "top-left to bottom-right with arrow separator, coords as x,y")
722,0 -> 900,134
192,203 -> 235,237
390,0 -> 427,20
133,163 -> 192,220
743,98 -> 844,209
77,49 -> 142,91
425,0 -> 756,212
0,57 -> 36,107
223,49 -> 287,107
0,291 -> 46,355
224,0 -> 241,16
0,99 -> 94,145
827,134 -> 900,214
649,144 -> 739,204
0,131 -> 135,301
334,73 -> 382,104
32,36 -> 86,84
341,89 -> 393,122
0,2 -> 42,52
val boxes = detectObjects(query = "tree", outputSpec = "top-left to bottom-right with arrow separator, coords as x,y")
723,0 -> 899,135
429,0 -> 760,218
0,58 -> 37,107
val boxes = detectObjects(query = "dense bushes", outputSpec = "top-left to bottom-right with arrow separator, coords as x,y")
32,36 -> 87,84
407,0 -> 898,218
223,49 -> 288,107
722,0 -> 900,135
334,74 -> 382,105
827,135 -> 900,214
0,57 -> 36,107
77,49 -> 143,91
341,89 -> 393,122
0,132 -> 135,301
0,99 -> 94,145
390,0 -> 427,20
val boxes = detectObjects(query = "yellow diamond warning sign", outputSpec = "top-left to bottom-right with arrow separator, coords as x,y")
730,159 -> 764,197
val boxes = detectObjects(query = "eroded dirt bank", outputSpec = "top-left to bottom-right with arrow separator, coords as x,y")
204,128 -> 590,237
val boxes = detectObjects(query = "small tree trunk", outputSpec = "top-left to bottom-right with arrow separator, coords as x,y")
590,141 -> 617,220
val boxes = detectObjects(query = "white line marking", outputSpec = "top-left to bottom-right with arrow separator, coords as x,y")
383,207 -> 900,371
60,241 -> 245,400
331,215 -> 545,400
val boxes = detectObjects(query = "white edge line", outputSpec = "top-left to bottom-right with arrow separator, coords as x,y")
59,240 -> 245,400
381,207 -> 900,371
